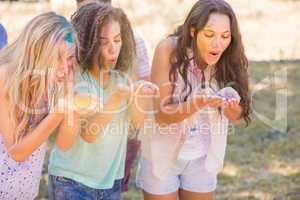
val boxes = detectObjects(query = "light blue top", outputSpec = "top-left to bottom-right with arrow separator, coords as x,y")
48,70 -> 130,189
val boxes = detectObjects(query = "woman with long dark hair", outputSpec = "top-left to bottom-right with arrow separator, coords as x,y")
137,0 -> 251,199
48,3 -> 154,200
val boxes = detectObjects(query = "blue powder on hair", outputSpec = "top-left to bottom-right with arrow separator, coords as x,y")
64,32 -> 74,44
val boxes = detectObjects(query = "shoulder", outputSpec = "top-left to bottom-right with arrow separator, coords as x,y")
151,37 -> 178,84
0,66 -> 7,96
154,37 -> 178,60
133,31 -> 147,55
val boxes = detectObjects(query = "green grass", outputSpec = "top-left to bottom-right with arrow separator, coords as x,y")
37,60 -> 300,200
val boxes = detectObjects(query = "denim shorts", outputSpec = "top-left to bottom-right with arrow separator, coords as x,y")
48,175 -> 121,200
136,156 -> 217,195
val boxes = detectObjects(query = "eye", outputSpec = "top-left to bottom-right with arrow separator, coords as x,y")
204,32 -> 214,38
67,55 -> 74,61
114,37 -> 122,43
222,34 -> 231,39
100,39 -> 109,46
103,41 -> 109,46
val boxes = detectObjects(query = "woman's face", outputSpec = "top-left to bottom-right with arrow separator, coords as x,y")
193,12 -> 232,66
55,39 -> 75,82
98,20 -> 122,70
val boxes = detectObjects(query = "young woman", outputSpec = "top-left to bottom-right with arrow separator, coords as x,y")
76,0 -> 152,193
48,3 -> 154,200
0,12 -> 77,200
137,0 -> 251,200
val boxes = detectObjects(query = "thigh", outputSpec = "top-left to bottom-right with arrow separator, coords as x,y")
48,175 -> 96,200
143,190 -> 178,200
179,189 -> 214,200
179,157 -> 217,194
137,158 -> 180,196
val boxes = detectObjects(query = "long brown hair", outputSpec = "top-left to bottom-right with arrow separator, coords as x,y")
71,2 -> 135,73
169,0 -> 251,125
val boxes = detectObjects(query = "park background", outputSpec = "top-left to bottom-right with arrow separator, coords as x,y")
0,0 -> 299,199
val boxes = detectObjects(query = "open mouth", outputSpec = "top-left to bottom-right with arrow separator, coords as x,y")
209,51 -> 220,57
108,59 -> 117,64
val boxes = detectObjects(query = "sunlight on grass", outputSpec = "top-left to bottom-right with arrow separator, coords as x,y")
268,160 -> 300,176
222,162 -> 240,177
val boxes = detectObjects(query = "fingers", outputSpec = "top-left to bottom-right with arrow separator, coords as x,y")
223,99 -> 239,109
133,80 -> 159,96
69,93 -> 100,116
136,86 -> 157,96
117,84 -> 131,91
116,84 -> 131,99
55,58 -> 74,83
55,69 -> 65,82
194,95 -> 239,110
205,96 -> 224,108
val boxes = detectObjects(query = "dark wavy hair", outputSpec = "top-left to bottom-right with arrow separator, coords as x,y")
71,2 -> 135,73
169,0 -> 251,125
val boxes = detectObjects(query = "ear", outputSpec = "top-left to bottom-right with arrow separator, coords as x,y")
190,27 -> 196,38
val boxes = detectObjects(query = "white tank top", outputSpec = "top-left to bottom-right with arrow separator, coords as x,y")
174,59 -> 219,160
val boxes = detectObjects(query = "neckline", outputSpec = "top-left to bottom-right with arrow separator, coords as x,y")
186,48 -> 215,71
85,71 -> 113,92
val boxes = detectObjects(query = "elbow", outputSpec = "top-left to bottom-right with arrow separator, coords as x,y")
80,134 -> 98,143
79,125 -> 103,143
231,113 -> 242,125
55,133 -> 77,151
230,117 -> 241,125
131,116 -> 146,129
154,112 -> 182,125
8,151 -> 28,162
155,117 -> 172,126
225,111 -> 242,125
56,143 -> 73,152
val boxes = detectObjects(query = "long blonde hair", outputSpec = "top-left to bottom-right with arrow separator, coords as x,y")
0,12 -> 75,143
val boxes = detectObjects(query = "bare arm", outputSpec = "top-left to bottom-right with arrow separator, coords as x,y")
134,32 -> 151,81
223,100 -> 242,124
0,94 -> 63,162
151,38 -> 221,125
127,81 -> 157,129
55,113 -> 80,151
80,89 -> 129,143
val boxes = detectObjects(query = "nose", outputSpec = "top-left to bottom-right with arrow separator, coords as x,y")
108,42 -> 118,55
66,58 -> 74,73
211,36 -> 222,49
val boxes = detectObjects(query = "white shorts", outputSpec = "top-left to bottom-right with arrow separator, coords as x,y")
136,156 -> 217,195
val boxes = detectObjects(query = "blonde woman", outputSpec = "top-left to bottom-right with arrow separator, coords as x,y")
0,12 -> 78,200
